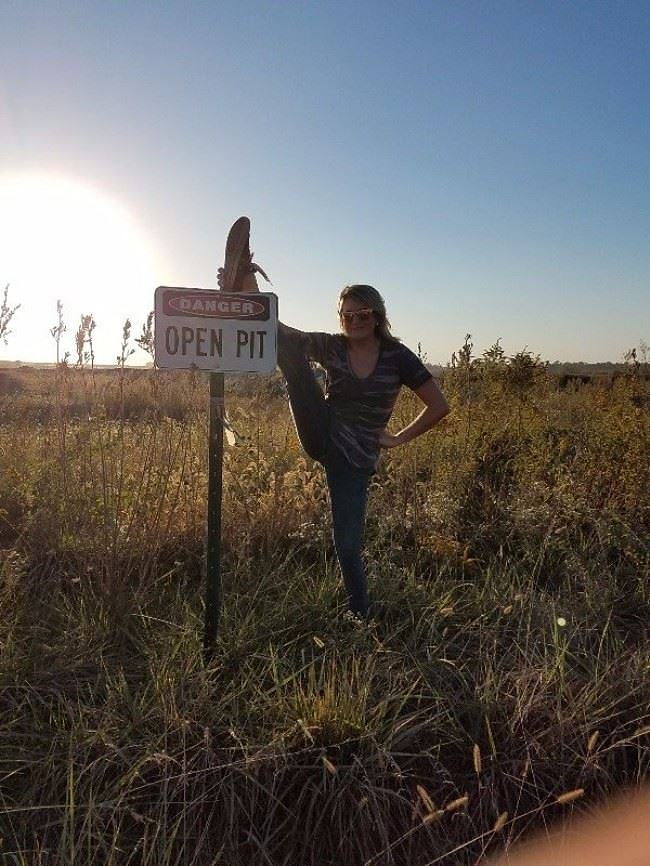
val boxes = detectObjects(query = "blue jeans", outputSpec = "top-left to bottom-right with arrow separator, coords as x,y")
278,326 -> 372,617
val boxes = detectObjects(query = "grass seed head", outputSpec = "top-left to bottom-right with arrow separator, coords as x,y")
416,784 -> 436,813
492,811 -> 509,833
473,743 -> 482,775
587,731 -> 600,754
423,810 -> 445,825
445,795 -> 469,812
556,788 -> 585,805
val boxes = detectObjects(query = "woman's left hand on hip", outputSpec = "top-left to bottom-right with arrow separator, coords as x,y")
377,429 -> 403,449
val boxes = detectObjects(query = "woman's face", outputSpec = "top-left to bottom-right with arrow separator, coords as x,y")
339,296 -> 377,343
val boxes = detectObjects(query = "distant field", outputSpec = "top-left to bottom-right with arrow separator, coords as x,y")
0,356 -> 648,865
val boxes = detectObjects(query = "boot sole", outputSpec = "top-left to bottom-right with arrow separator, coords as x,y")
222,216 -> 250,292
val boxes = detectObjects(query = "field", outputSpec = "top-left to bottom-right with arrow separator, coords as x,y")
0,345 -> 648,865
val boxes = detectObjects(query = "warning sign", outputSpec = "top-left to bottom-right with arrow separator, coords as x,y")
154,286 -> 278,372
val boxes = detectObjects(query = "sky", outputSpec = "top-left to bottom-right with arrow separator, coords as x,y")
1,0 -> 649,365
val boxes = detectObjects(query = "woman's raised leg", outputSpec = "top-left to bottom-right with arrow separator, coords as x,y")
277,324 -> 330,464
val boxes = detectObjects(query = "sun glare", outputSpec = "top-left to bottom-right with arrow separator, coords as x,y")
0,173 -> 162,364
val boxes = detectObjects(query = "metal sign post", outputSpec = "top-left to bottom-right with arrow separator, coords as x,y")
204,370 -> 224,664
154,284 -> 278,664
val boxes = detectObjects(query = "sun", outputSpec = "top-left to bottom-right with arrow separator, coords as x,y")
0,172 -> 163,364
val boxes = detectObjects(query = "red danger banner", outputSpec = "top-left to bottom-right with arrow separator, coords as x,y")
162,290 -> 270,321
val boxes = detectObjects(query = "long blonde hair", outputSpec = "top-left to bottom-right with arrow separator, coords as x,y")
338,284 -> 400,343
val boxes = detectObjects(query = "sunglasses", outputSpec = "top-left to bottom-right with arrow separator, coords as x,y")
339,308 -> 374,324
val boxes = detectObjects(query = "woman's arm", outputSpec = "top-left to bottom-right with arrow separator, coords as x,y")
278,321 -> 333,368
378,378 -> 449,449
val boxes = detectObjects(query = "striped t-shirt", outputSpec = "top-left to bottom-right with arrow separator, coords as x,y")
304,332 -> 432,470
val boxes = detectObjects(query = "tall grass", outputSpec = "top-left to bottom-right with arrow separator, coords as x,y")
0,346 -> 648,864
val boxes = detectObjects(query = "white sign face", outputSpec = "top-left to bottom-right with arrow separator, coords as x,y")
154,287 -> 278,373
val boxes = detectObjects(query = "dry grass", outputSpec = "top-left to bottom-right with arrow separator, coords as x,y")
0,344 -> 648,865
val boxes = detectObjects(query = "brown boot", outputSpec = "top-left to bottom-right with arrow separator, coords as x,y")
221,216 -> 271,293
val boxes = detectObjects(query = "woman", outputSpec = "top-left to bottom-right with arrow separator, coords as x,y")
219,223 -> 449,621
